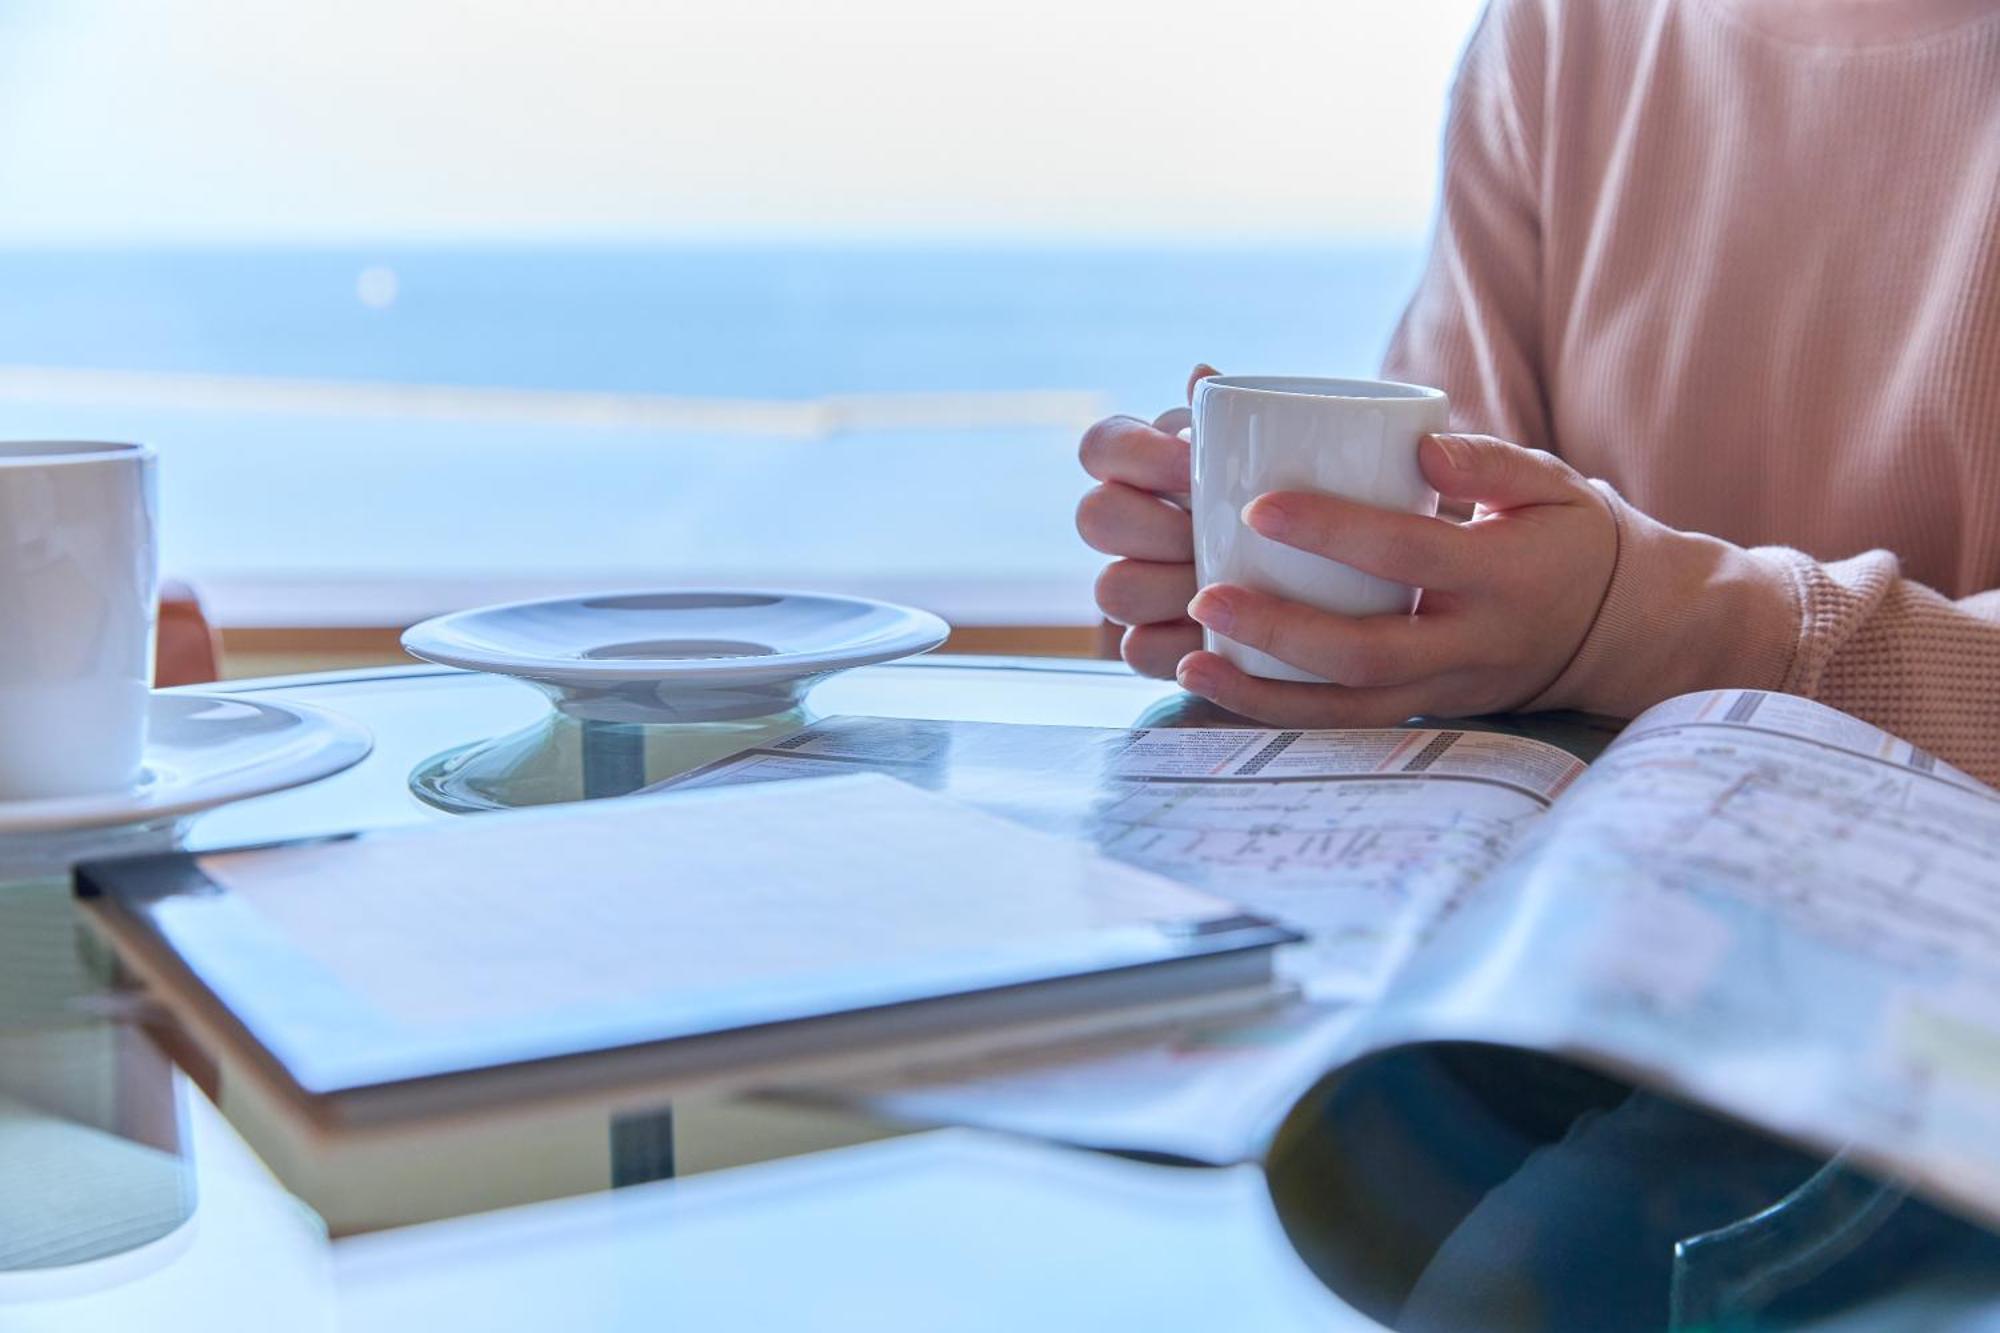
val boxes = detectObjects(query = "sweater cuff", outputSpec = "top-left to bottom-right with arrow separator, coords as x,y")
1527,482 -> 1805,717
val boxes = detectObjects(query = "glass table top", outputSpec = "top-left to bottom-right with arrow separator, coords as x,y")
2,657 -> 1993,1331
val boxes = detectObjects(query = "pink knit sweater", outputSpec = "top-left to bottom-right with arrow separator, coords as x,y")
1382,0 -> 2000,781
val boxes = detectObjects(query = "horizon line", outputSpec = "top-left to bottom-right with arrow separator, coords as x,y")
0,364 -> 1112,437
0,227 -> 1430,252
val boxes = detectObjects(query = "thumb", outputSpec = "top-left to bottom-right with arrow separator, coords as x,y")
1419,433 -> 1583,511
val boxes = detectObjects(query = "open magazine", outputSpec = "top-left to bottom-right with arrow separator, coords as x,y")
660,689 -> 2000,1232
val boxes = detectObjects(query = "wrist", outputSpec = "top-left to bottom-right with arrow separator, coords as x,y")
1526,482 -> 1803,716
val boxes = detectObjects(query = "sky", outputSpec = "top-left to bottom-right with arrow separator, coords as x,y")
0,0 -> 1487,242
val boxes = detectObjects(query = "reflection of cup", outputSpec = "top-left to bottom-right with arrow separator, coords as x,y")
0,443 -> 158,800
0,878 -> 196,1271
1192,377 -> 1448,682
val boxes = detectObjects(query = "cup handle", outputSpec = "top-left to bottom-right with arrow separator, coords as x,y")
1164,425 -> 1193,510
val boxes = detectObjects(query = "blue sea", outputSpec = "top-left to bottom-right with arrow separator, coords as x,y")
0,244 -> 1426,622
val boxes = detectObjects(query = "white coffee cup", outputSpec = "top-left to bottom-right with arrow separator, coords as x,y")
0,442 -> 159,801
1191,376 -> 1448,682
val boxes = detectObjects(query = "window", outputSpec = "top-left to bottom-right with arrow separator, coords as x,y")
0,1 -> 1485,631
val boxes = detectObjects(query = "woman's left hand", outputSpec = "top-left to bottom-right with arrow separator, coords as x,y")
1178,433 -> 1617,726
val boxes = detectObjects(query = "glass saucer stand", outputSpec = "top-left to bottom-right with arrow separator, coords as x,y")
409,706 -> 811,814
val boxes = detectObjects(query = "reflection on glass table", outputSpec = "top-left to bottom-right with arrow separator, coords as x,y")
409,709 -> 812,813
1269,1045 -> 2000,1332
0,879 -> 193,1272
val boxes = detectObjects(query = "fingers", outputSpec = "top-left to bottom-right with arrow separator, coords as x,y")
1096,558 -> 1197,627
1186,584 -> 1460,687
1122,622 -> 1203,679
1243,491 -> 1476,589
1152,406 -> 1191,437
1079,416 -> 1190,494
1077,484 -> 1195,561
1185,363 -> 1220,404
1175,651 -> 1432,728
1420,434 -> 1584,511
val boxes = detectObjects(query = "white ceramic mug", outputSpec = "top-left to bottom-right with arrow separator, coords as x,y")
1191,377 -> 1448,682
0,442 -> 159,801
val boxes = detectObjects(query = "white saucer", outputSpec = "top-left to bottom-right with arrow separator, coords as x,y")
0,692 -> 374,837
401,590 -> 951,722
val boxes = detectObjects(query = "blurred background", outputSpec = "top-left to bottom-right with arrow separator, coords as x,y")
0,0 -> 1485,671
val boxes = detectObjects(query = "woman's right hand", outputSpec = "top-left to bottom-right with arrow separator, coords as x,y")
1076,365 -> 1216,678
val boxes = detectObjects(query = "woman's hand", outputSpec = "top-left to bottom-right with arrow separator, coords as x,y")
1179,433 -> 1617,726
1076,366 -> 1216,678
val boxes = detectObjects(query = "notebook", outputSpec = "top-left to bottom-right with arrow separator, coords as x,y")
75,774 -> 1293,1134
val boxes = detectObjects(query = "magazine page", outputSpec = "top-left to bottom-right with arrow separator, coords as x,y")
780,997 -> 1369,1167
662,716 -> 1587,1002
1366,688 -> 2000,1228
